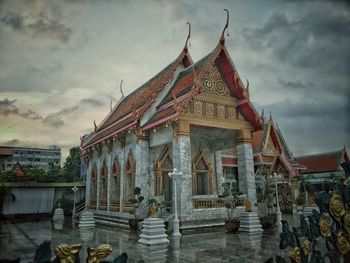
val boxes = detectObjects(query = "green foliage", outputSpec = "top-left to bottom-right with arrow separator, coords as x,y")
134,187 -> 141,195
0,170 -> 18,183
62,147 -> 81,182
23,165 -> 47,182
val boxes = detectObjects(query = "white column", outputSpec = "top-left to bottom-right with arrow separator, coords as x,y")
107,154 -> 112,211
135,134 -> 150,202
119,149 -> 125,212
85,160 -> 92,208
96,160 -> 101,211
236,129 -> 257,208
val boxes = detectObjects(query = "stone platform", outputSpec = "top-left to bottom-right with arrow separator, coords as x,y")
239,212 -> 263,234
138,218 -> 169,246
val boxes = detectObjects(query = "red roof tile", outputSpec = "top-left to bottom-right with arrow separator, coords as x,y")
295,152 -> 342,174
0,147 -> 13,156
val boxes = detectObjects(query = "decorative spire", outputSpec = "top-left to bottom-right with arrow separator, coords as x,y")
184,22 -> 191,52
246,79 -> 250,98
120,80 -> 124,99
94,120 -> 97,132
220,9 -> 229,44
110,100 -> 113,112
261,108 -> 265,124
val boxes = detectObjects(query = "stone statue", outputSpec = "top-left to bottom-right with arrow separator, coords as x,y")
244,199 -> 252,212
150,202 -> 157,218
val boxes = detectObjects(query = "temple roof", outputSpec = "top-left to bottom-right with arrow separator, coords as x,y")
295,148 -> 349,174
82,48 -> 192,148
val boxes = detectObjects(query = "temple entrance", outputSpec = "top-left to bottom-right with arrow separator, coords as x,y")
154,145 -> 173,202
99,160 -> 108,210
111,156 -> 120,211
192,147 -> 212,195
125,151 -> 135,204
196,172 -> 209,195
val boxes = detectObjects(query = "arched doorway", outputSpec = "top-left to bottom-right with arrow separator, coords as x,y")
192,148 -> 213,195
154,145 -> 173,201
111,155 -> 120,211
125,151 -> 135,204
99,160 -> 108,210
90,164 -> 97,209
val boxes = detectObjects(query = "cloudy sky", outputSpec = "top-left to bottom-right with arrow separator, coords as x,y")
0,0 -> 349,161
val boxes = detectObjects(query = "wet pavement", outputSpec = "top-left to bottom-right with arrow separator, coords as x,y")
0,215 -> 298,263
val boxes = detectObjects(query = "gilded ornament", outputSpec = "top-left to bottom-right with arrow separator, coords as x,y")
54,244 -> 82,263
319,216 -> 332,237
217,105 -> 225,119
194,100 -> 202,115
244,199 -> 252,212
344,210 -> 350,233
206,102 -> 214,118
87,244 -> 112,263
330,192 -> 345,221
150,202 -> 157,218
289,247 -> 301,263
227,107 -> 235,120
336,232 -> 350,255
201,66 -> 229,96
303,240 -> 311,255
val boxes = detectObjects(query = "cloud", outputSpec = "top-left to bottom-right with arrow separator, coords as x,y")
0,98 -> 42,120
3,139 -> 20,146
0,11 -> 72,42
278,79 -> 313,90
42,97 -> 105,128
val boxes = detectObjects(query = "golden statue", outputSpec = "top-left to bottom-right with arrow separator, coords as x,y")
87,244 -> 112,263
54,244 -> 82,263
244,199 -> 252,212
150,202 -> 157,218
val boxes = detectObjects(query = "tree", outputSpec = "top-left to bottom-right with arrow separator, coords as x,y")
63,147 -> 81,182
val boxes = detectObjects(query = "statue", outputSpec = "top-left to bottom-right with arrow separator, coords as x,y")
244,199 -> 252,212
150,202 -> 157,218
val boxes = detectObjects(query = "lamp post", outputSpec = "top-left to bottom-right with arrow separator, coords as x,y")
168,168 -> 182,237
72,184 -> 79,226
272,172 -> 282,228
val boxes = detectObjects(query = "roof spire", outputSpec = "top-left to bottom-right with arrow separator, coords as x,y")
120,80 -> 124,99
110,100 -> 113,112
220,9 -> 229,44
94,120 -> 97,132
184,22 -> 191,52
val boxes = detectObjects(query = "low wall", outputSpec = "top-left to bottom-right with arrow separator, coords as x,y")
1,182 -> 85,216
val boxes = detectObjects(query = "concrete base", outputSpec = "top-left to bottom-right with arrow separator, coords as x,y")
52,208 -> 64,221
138,218 -> 169,246
239,212 -> 263,234
79,211 -> 95,229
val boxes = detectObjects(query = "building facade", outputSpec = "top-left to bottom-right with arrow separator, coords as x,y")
81,22 -> 265,225
0,145 -> 61,171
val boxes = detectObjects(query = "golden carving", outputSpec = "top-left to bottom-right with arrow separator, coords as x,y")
319,216 -> 332,237
289,247 -> 301,263
330,192 -> 345,222
194,100 -> 202,115
227,107 -> 235,120
54,244 -> 82,263
206,102 -> 214,118
303,240 -> 311,255
173,119 -> 190,137
201,66 -> 229,96
150,202 -> 157,218
236,129 -> 252,144
217,105 -> 225,119
244,199 -> 252,212
336,231 -> 350,255
87,244 -> 112,263
344,210 -> 350,233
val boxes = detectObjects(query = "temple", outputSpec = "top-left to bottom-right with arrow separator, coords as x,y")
81,17 -> 268,227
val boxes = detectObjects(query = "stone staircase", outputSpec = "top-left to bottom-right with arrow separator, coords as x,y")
179,218 -> 225,235
93,213 -> 130,229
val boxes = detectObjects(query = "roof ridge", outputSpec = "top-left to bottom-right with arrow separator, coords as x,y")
295,150 -> 343,159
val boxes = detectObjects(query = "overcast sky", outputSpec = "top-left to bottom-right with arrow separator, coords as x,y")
0,0 -> 349,161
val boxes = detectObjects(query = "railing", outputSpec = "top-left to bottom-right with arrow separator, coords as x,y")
136,204 -> 151,219
192,198 -> 226,209
74,202 -> 85,219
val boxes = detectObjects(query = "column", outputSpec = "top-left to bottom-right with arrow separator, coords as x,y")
107,154 -> 112,212
215,151 -> 224,194
85,159 -> 92,208
172,120 -> 193,219
119,149 -> 125,212
236,129 -> 257,207
135,131 -> 150,204
96,159 -> 101,211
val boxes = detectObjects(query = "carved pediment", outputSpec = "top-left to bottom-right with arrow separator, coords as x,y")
200,65 -> 230,96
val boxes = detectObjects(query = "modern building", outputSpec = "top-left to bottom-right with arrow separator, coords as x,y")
0,145 -> 61,171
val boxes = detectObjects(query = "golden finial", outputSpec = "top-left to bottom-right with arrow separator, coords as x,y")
87,244 -> 112,263
220,9 -> 229,44
246,79 -> 250,97
93,120 -> 97,132
120,80 -> 124,99
184,22 -> 191,51
110,100 -> 113,112
55,244 -> 82,263
150,202 -> 157,218
244,199 -> 252,212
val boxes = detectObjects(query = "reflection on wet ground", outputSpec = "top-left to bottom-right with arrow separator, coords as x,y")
0,215 -> 298,263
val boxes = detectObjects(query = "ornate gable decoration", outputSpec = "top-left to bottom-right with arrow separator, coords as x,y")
201,65 -> 229,96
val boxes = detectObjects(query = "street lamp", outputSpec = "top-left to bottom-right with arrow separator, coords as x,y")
272,172 -> 282,228
72,184 -> 79,226
168,168 -> 182,237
